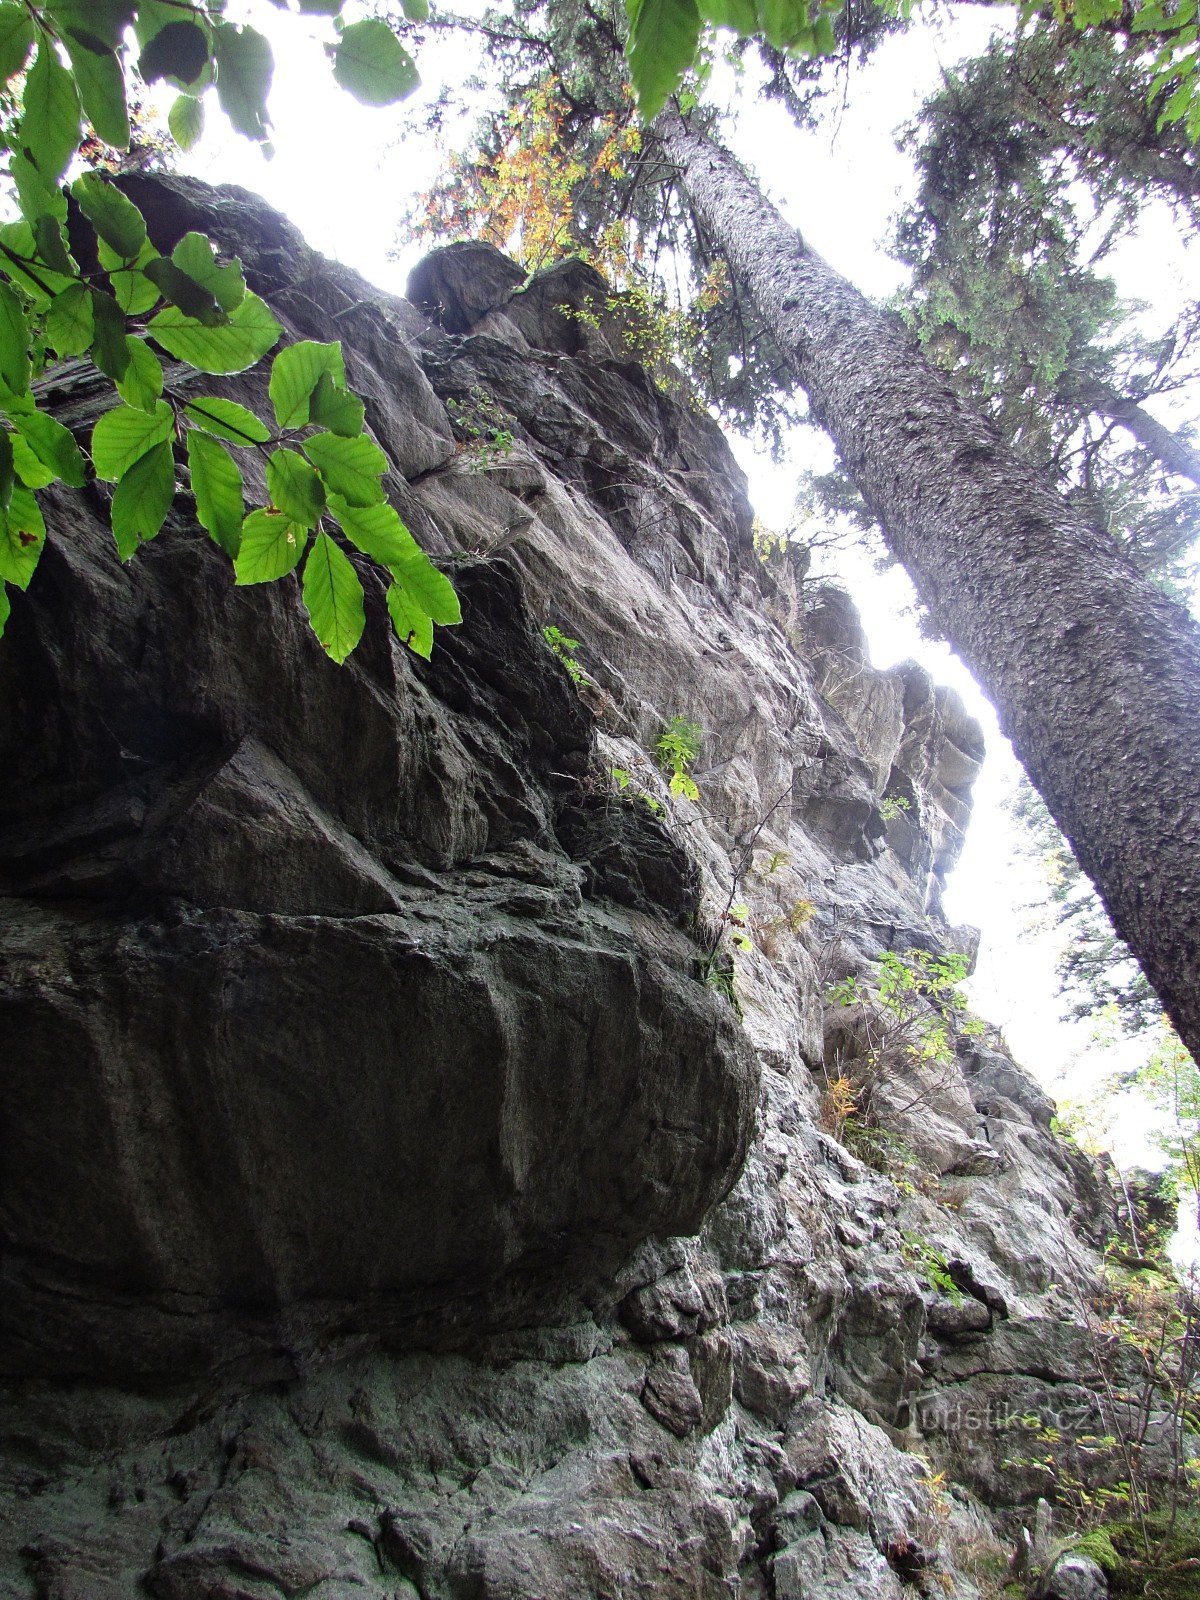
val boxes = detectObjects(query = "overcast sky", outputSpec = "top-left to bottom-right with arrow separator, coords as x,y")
175,1 -> 1197,1192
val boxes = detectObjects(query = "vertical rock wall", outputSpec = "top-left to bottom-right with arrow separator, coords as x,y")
0,180 -> 1121,1599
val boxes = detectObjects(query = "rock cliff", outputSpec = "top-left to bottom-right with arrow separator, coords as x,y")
0,179 -> 1122,1599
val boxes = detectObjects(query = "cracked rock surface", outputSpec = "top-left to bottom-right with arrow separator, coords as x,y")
0,180 -> 1125,1598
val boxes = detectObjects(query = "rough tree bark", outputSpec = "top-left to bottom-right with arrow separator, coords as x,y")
658,111 -> 1200,1063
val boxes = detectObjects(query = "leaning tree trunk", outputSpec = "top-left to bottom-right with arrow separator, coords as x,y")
658,111 -> 1200,1064
1076,381 -> 1200,486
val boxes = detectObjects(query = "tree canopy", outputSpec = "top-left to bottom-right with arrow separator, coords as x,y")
0,0 -> 459,664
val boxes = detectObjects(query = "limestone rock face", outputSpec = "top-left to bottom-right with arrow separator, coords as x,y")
0,180 -> 1130,1598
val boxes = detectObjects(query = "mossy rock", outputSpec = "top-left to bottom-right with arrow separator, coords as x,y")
1101,1509 -> 1200,1600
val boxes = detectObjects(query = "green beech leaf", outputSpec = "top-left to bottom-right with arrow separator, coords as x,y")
302,530 -> 365,663
0,4 -> 34,82
71,172 -> 147,260
139,19 -> 209,87
0,428 -> 14,512
234,508 -> 306,583
45,282 -> 94,357
386,580 -> 434,659
62,35 -> 129,148
0,283 -> 30,395
132,0 -> 190,48
21,40 -> 82,183
187,428 -> 243,556
0,580 -> 9,638
148,291 -> 281,373
0,380 -> 33,416
626,0 -> 702,121
334,19 -> 419,106
143,257 -> 225,324
171,232 -> 245,311
14,407 -> 86,487
269,340 -> 345,428
298,0 -> 345,12
701,0 -> 757,29
11,429 -> 55,488
10,152 -> 66,224
48,1 -> 137,50
33,214 -> 75,277
0,222 -> 73,306
168,92 -> 205,151
310,371 -> 365,437
213,21 -> 273,142
812,11 -> 837,52
184,396 -> 271,447
111,439 -> 175,558
99,235 -> 162,316
302,429 -> 387,506
115,338 -> 164,414
90,288 -> 132,381
390,543 -> 461,626
0,485 -> 46,588
328,495 -> 420,567
266,446 -> 326,526
91,399 -> 173,481
401,0 -> 430,20
756,0 -> 813,48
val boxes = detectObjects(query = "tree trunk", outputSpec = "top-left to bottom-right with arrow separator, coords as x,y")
659,111 -> 1200,1063
1072,380 -> 1200,486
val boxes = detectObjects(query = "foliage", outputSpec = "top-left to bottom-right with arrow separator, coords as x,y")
420,74 -> 640,276
609,716 -> 702,816
417,69 -> 742,406
565,278 -> 716,398
823,949 -> 985,1181
542,621 -> 592,684
725,901 -> 752,951
418,0 -> 1200,468
1013,776 -> 1200,1231
1125,1027 -> 1200,1227
610,762 -> 666,815
828,948 -> 984,1071
1008,1253 -> 1200,1595
700,948 -> 740,1011
444,388 -> 516,469
619,0 -> 1200,137
901,1231 -> 963,1302
1012,778 -> 1165,1034
893,26 -> 1199,591
655,712 -> 701,801
757,847 -> 790,875
818,1063 -> 925,1184
407,19 -> 805,446
749,896 -> 815,959
820,1069 -> 858,1133
0,0 -> 458,666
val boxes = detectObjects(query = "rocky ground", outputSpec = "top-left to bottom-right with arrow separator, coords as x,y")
0,178 -> 1126,1599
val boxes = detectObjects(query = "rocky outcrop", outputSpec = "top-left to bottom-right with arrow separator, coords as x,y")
0,179 -> 1127,1598
0,536 -> 755,1383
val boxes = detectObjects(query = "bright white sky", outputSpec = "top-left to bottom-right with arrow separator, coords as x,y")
173,2 -> 1196,1200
